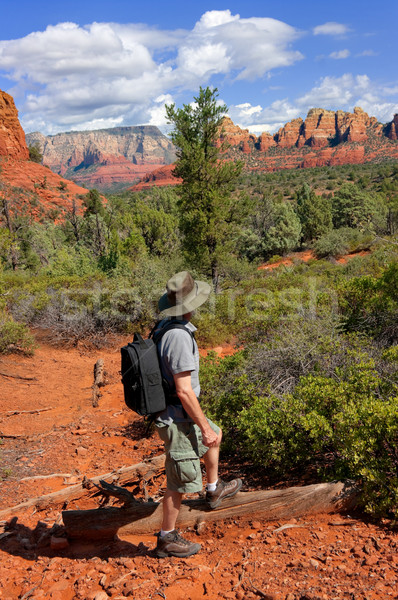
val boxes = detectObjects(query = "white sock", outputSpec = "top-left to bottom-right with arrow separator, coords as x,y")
207,480 -> 218,492
160,529 -> 174,538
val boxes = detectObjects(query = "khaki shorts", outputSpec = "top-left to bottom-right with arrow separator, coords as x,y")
155,418 -> 220,493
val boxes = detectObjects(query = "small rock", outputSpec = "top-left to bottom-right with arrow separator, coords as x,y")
251,521 -> 261,529
66,476 -> 80,484
75,447 -> 88,456
236,591 -> 245,600
247,533 -> 257,540
363,555 -> 378,567
50,536 -> 69,550
309,558 -> 319,569
93,593 -> 109,600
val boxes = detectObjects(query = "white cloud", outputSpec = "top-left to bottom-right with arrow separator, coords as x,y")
356,49 -> 377,57
313,22 -> 351,36
229,99 -> 301,134
329,49 -> 350,60
296,73 -> 398,122
0,11 -> 303,133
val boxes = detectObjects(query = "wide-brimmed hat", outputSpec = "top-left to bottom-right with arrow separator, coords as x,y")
158,271 -> 211,316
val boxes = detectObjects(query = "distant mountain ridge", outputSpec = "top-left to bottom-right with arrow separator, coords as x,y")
26,126 -> 176,193
21,101 -> 398,193
133,107 -> 398,189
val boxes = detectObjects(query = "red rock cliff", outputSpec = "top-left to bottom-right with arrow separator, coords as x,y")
0,91 -> 29,159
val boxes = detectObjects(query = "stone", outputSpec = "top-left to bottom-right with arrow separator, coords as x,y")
93,593 -> 109,600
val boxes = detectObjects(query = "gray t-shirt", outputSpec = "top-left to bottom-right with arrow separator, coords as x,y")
155,319 -> 199,424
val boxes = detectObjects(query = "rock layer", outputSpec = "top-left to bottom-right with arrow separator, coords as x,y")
0,91 -> 29,160
0,89 -> 93,216
26,126 -> 176,192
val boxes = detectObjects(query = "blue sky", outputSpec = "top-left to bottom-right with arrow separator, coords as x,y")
0,0 -> 397,135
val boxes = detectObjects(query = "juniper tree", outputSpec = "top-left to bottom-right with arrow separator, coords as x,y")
166,87 -> 244,289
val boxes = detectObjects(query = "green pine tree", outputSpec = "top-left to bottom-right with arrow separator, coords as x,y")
166,87 -> 244,289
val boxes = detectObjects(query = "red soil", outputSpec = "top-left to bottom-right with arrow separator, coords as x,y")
0,334 -> 397,600
259,249 -> 371,271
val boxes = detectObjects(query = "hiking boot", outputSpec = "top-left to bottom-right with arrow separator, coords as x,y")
205,478 -> 243,509
155,530 -> 201,558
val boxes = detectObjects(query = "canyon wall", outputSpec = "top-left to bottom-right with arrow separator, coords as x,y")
26,126 -> 176,192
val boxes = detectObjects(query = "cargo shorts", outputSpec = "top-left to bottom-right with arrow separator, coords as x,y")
155,418 -> 220,494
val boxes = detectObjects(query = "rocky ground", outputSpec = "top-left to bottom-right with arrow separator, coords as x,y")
0,324 -> 397,600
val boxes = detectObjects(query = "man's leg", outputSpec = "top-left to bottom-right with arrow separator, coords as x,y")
202,429 -> 222,484
161,488 -> 182,531
201,427 -> 243,509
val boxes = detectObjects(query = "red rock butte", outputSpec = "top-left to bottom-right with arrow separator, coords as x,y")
132,107 -> 398,189
0,89 -> 93,217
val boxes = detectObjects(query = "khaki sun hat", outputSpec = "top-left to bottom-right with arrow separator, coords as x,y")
158,271 -> 211,317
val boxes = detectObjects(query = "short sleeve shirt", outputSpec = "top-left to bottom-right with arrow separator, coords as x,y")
156,319 -> 200,424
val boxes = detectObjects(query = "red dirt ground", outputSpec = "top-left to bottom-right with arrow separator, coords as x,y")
258,250 -> 371,271
0,334 -> 397,600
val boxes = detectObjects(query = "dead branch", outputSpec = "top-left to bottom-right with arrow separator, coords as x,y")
248,578 -> 274,600
20,473 -> 71,482
0,371 -> 37,381
92,479 -> 140,507
5,407 -> 53,417
0,454 -> 165,520
92,358 -> 105,407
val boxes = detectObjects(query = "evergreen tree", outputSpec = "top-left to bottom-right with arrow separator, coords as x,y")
166,87 -> 243,288
296,184 -> 332,243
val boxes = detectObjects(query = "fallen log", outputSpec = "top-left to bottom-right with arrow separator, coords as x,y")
63,480 -> 359,540
0,454 -> 165,520
92,359 -> 105,407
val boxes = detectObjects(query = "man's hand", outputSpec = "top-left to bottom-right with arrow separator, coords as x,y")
202,427 -> 222,448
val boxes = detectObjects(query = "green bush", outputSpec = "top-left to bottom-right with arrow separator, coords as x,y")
28,143 -> 43,163
201,341 -> 398,518
313,227 -> 374,259
0,310 -> 35,354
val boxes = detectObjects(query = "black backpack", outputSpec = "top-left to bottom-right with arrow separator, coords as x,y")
120,321 -> 195,416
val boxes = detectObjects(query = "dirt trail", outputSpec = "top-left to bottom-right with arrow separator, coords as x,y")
258,249 -> 371,271
0,335 -> 397,600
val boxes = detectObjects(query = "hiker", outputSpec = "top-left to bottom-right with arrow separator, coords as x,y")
153,271 -> 242,558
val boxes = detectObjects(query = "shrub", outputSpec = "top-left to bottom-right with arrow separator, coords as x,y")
0,310 -> 36,354
200,340 -> 398,517
28,143 -> 43,164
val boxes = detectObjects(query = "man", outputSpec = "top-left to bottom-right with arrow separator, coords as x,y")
154,271 -> 242,558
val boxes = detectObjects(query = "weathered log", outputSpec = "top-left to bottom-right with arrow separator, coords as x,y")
63,480 -> 359,540
0,454 -> 165,520
92,358 -> 105,407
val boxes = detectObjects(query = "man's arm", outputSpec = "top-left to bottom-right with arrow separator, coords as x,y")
174,371 -> 220,447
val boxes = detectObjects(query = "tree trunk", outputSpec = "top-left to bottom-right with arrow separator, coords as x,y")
63,480 -> 359,540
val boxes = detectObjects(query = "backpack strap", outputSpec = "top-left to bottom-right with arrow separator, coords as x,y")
151,320 -> 196,353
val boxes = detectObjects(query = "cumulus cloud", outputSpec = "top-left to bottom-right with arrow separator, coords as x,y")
0,10 -> 303,133
313,22 -> 351,36
296,73 -> 398,122
229,99 -> 301,134
329,49 -> 350,59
